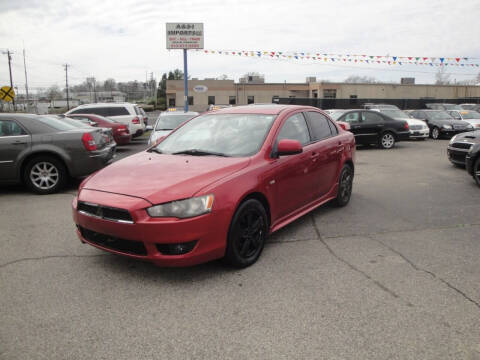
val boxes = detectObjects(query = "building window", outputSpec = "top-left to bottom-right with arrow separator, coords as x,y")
169,98 -> 176,107
229,96 -> 236,105
208,96 -> 215,105
188,96 -> 194,106
247,96 -> 254,104
272,96 -> 279,103
349,95 -> 357,104
323,89 -> 337,99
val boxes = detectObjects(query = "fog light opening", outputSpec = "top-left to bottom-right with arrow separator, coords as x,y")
156,241 -> 197,255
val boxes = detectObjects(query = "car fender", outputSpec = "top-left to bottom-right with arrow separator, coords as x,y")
18,143 -> 72,178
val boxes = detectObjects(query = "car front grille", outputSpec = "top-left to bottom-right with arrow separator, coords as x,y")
77,201 -> 134,223
449,152 -> 467,163
451,142 -> 473,150
79,226 -> 147,256
410,125 -> 423,130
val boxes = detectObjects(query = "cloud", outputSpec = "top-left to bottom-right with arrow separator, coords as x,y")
0,0 -> 478,92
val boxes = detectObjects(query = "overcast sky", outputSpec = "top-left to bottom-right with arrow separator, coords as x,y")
1,0 -> 479,92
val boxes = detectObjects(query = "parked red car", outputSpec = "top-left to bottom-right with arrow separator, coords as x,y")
72,105 -> 355,268
67,114 -> 131,145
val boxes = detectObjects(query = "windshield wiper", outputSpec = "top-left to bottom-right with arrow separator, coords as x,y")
172,149 -> 229,157
147,147 -> 163,154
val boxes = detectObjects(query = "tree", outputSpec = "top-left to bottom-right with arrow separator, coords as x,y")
435,67 -> 451,85
216,74 -> 229,80
46,85 -> 62,101
344,75 -> 377,83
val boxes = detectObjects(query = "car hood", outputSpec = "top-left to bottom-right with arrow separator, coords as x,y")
430,119 -> 469,126
82,151 -> 251,204
451,130 -> 480,144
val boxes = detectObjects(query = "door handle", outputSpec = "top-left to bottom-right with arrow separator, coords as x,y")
311,152 -> 320,162
376,124 -> 384,128
12,141 -> 27,145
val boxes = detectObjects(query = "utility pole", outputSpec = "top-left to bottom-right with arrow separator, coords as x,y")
63,64 -> 70,110
92,77 -> 97,102
2,49 -> 16,110
23,48 -> 29,106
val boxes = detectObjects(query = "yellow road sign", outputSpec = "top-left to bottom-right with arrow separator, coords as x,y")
0,86 -> 15,102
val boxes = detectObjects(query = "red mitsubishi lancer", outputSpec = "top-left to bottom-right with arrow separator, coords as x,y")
72,105 -> 355,268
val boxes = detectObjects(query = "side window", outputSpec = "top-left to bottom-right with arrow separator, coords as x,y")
343,112 -> 360,123
134,106 -> 141,115
361,112 -> 384,123
327,119 -> 338,135
305,111 -> 333,141
277,113 -> 310,146
0,120 -> 27,136
107,107 -> 129,116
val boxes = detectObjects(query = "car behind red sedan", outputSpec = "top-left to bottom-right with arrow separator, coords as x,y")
67,113 -> 131,145
72,105 -> 355,268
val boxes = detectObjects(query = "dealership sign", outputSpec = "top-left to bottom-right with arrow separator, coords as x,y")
193,85 -> 208,93
166,23 -> 204,49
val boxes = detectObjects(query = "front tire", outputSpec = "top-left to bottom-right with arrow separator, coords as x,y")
431,127 -> 441,140
473,157 -> 480,188
24,156 -> 67,194
379,132 -> 395,149
224,199 -> 268,268
333,164 -> 354,207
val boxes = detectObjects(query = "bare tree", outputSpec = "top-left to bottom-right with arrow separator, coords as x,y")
435,67 -> 451,85
46,85 -> 62,101
344,75 -> 377,83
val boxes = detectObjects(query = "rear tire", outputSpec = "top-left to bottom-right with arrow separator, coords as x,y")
24,155 -> 67,194
378,132 -> 395,149
224,199 -> 268,268
332,164 -> 354,207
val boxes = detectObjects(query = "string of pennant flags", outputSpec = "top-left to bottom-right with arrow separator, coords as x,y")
196,49 -> 480,67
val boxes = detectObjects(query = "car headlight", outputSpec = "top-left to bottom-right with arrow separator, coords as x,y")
147,194 -> 214,218
442,125 -> 452,129
467,125 -> 474,130
449,134 -> 458,144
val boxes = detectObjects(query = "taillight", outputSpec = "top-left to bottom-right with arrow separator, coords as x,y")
404,122 -> 409,130
82,133 -> 97,151
132,117 -> 140,124
116,125 -> 128,133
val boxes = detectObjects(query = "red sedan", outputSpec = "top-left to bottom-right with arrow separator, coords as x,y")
72,105 -> 355,268
67,114 -> 131,145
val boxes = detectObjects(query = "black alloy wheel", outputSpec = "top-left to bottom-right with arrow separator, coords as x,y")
333,164 -> 354,207
379,132 -> 395,149
24,155 -> 67,194
224,199 -> 268,268
474,157 -> 480,187
431,127 -> 441,140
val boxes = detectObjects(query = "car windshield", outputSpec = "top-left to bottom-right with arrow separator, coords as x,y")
428,111 -> 453,120
155,114 -> 197,130
36,116 -> 81,131
155,113 -> 276,157
380,110 -> 410,118
329,111 -> 347,120
460,111 -> 480,119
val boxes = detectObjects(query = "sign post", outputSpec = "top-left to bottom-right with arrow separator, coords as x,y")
166,23 -> 204,113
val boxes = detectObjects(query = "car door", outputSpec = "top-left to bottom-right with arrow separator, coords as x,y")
271,112 -> 314,218
340,111 -> 365,143
0,119 -> 31,181
304,111 -> 340,197
360,111 -> 386,143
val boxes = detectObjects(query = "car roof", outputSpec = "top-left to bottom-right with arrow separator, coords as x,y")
160,111 -> 199,116
74,103 -> 134,108
208,104 -> 320,115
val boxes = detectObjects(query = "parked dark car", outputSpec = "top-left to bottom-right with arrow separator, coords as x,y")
463,132 -> 480,187
335,110 -> 410,149
0,114 -> 116,194
67,114 -> 131,145
447,131 -> 479,166
408,110 -> 473,139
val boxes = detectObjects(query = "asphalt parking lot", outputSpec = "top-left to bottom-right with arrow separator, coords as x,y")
1,138 -> 480,360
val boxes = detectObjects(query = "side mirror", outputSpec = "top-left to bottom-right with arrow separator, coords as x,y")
337,121 -> 350,131
277,139 -> 302,156
145,125 -> 153,131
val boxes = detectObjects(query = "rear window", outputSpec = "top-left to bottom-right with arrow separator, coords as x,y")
107,107 -> 130,116
69,106 -> 129,117
36,116 -> 79,131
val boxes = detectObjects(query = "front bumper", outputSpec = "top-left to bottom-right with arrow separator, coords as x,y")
409,129 -> 429,138
72,190 -> 227,267
440,128 -> 472,137
447,147 -> 469,165
466,154 -> 476,176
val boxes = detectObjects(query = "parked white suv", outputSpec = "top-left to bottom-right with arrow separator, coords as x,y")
147,110 -> 199,145
66,103 -> 146,138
